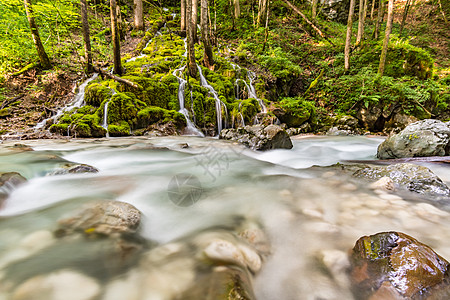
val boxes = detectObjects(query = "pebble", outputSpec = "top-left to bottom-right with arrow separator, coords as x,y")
369,176 -> 395,191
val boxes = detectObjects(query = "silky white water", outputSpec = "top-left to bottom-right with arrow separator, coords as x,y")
1,136 -> 450,300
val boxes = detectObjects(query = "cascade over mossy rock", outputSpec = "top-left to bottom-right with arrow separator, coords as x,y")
353,163 -> 450,198
350,231 -> 450,299
377,119 -> 450,159
219,125 -> 293,151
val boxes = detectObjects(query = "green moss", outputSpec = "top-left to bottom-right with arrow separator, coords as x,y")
108,121 -> 131,137
105,92 -> 143,127
136,106 -> 186,129
240,98 -> 259,124
275,97 -> 316,127
49,123 -> 69,135
85,83 -> 112,107
72,122 -> 91,137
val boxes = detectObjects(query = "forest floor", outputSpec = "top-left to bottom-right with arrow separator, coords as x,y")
0,0 -> 448,139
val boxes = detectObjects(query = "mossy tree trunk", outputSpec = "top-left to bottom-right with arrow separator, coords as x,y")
373,0 -> 385,39
344,0 -> 356,72
187,0 -> 197,77
378,0 -> 394,76
81,0 -> 93,73
181,0 -> 186,31
24,0 -> 51,70
134,0 -> 144,31
356,0 -> 368,45
110,0 -> 122,75
201,0 -> 214,68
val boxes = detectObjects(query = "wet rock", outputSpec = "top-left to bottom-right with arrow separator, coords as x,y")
56,200 -> 141,237
350,231 -> 450,299
181,266 -> 255,300
48,163 -> 99,176
353,163 -> 450,198
369,176 -> 395,192
326,127 -> 352,136
12,269 -> 101,300
219,124 -> 293,151
377,119 -> 450,159
0,172 -> 27,206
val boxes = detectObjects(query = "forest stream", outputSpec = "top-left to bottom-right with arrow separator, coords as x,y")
0,135 -> 450,299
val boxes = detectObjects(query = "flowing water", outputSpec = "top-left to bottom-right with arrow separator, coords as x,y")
1,136 -> 450,299
34,73 -> 99,131
197,65 -> 228,134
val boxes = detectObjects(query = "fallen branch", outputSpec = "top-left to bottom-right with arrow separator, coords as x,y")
280,0 -> 334,45
1,94 -> 24,109
93,66 -> 140,89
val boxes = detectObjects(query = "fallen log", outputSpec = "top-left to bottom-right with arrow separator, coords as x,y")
92,66 -> 140,89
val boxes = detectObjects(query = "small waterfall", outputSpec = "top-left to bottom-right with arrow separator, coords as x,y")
247,71 -> 267,113
102,88 -> 117,138
126,29 -> 164,63
172,67 -> 204,137
197,65 -> 227,134
34,73 -> 98,131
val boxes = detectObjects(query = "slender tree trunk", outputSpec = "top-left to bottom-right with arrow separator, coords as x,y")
262,0 -> 270,51
378,0 -> 394,76
134,0 -> 144,31
344,0 -> 356,72
192,0 -> 199,42
24,0 -> 51,69
370,0 -> 376,19
438,0 -> 448,23
187,0 -> 197,77
234,0 -> 240,19
257,0 -> 267,27
110,0 -> 122,75
201,0 -> 213,68
356,0 -> 368,44
312,0 -> 319,19
181,0 -> 186,31
399,0 -> 412,35
373,0 -> 385,39
80,0 -> 93,73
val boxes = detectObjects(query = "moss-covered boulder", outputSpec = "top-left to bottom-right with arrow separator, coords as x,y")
136,106 -> 186,130
84,83 -> 113,107
350,232 -> 450,299
272,97 -> 316,127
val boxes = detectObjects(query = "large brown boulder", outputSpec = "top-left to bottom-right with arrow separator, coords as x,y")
350,232 -> 450,299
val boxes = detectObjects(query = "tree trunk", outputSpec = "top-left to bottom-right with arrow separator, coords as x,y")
262,0 -> 270,51
24,0 -> 51,70
80,0 -> 93,73
110,0 -> 122,75
192,0 -> 199,43
399,0 -> 412,35
344,0 -> 356,71
234,0 -> 240,19
134,0 -> 144,31
181,0 -> 186,31
378,0 -> 394,76
187,0 -> 197,77
312,0 -> 318,19
257,0 -> 267,27
356,0 -> 368,45
201,0 -> 213,68
370,0 -> 376,19
373,0 -> 385,39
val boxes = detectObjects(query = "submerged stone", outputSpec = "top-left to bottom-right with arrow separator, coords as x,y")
377,119 -> 450,159
48,163 -> 99,176
350,231 -> 450,299
219,124 -> 293,151
0,172 -> 27,206
353,163 -> 450,198
56,200 -> 141,237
